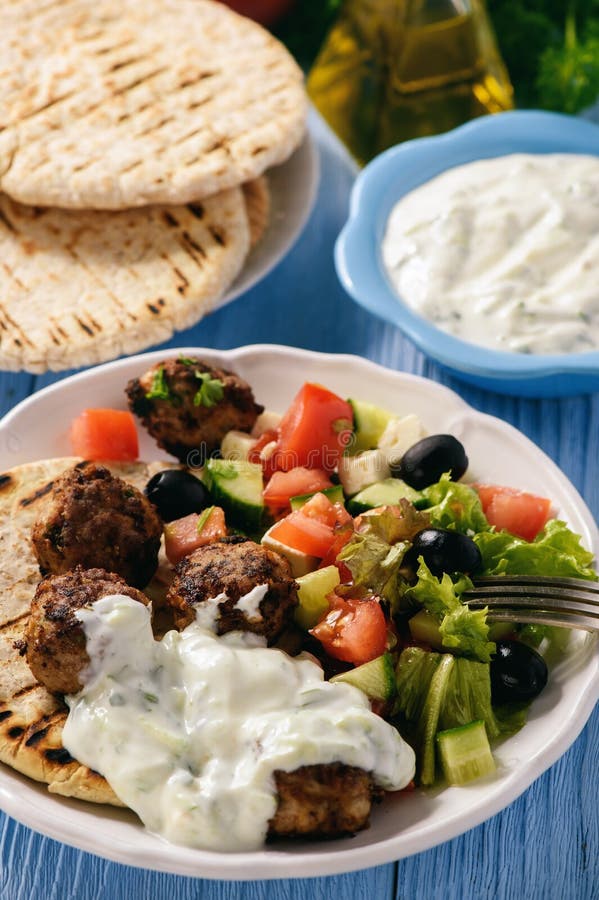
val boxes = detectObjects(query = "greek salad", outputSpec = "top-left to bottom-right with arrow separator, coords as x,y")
70,358 -> 598,791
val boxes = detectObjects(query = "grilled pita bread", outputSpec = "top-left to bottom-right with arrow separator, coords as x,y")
0,457 -> 176,805
243,177 -> 271,249
0,188 -> 249,373
0,0 -> 306,210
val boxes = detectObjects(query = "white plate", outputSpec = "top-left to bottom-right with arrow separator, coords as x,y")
0,345 -> 597,880
219,130 -> 319,307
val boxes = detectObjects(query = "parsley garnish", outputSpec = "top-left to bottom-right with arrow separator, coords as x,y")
196,506 -> 215,533
178,355 -> 197,366
193,371 -> 224,407
145,365 -> 173,402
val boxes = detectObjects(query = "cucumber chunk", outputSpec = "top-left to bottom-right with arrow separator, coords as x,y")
290,484 -> 345,511
348,477 -> 423,514
331,652 -> 396,701
348,399 -> 396,454
294,565 -> 340,629
204,459 -> 264,530
437,720 -> 496,785
408,609 -> 444,649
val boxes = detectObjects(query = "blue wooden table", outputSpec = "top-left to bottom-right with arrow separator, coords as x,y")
0,117 -> 597,900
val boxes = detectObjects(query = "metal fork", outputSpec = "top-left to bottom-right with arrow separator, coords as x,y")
462,575 -> 599,633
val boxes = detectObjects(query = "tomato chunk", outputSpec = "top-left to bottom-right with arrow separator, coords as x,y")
164,507 -> 227,565
70,409 -> 139,461
300,492 -> 353,528
318,527 -> 354,576
273,383 -> 353,473
268,492 -> 355,559
474,484 -> 552,542
269,512 -> 335,558
263,467 -> 333,512
311,596 -> 387,665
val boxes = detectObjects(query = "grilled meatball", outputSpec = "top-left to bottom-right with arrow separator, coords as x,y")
24,567 -> 149,694
126,357 -> 263,464
31,462 -> 162,588
269,763 -> 381,839
167,536 -> 297,641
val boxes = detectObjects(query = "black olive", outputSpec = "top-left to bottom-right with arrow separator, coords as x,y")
490,640 -> 548,704
406,527 -> 482,576
144,469 -> 209,522
392,434 -> 468,489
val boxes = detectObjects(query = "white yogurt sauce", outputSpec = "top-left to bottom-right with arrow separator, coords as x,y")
62,595 -> 415,853
382,153 -> 599,354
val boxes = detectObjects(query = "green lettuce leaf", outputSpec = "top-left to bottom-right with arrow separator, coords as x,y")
393,646 -> 449,784
438,656 -> 500,739
338,501 -> 429,604
393,645 -> 442,722
475,519 -> 597,579
439,606 -> 496,663
421,474 -> 490,534
393,648 -> 508,785
354,500 -> 430,544
404,560 -> 495,663
338,533 -> 409,602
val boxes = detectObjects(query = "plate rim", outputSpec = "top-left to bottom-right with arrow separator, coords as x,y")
217,129 -> 320,308
0,343 -> 597,880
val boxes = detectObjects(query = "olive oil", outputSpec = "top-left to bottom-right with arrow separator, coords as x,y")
307,0 -> 513,165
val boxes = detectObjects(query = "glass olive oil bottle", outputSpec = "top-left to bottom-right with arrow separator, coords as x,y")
307,0 -> 513,165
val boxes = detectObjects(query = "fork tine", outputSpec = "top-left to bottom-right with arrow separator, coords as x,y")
461,576 -> 599,631
471,575 -> 599,595
476,608 -> 599,632
463,575 -> 599,632
464,586 -> 599,611
464,594 -> 599,618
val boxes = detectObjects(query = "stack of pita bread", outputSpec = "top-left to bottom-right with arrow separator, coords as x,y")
0,0 -> 307,373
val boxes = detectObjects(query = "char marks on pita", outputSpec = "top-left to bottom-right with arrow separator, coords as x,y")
0,0 -> 306,210
0,190 -> 249,373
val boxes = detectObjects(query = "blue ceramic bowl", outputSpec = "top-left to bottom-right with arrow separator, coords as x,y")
335,111 -> 599,397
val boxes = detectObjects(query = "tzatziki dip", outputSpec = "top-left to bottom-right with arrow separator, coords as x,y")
62,594 -> 415,853
381,153 -> 599,354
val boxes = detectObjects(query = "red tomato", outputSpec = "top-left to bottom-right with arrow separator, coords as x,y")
269,511 -> 335,558
262,467 -> 333,511
310,596 -> 387,665
219,0 -> 293,26
270,492 -> 355,559
300,492 -> 353,528
164,507 -> 227,565
475,484 -> 552,542
318,527 -> 354,576
70,409 -> 139,461
273,383 -> 353,473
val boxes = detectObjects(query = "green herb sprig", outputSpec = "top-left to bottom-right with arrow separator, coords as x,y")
145,365 -> 174,402
193,371 -> 224,408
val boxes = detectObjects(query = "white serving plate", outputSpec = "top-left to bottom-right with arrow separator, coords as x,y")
0,345 -> 597,880
220,130 -> 319,307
